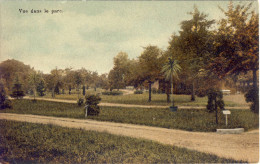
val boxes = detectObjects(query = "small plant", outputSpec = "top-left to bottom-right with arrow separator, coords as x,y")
10,76 -> 25,99
37,79 -> 46,96
134,90 -> 143,94
77,98 -> 84,106
206,88 -> 225,124
85,94 -> 101,116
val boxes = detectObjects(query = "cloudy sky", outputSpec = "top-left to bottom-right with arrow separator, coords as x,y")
0,1 -> 258,74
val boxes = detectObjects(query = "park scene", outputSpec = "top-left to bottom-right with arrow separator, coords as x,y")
0,1 -> 259,163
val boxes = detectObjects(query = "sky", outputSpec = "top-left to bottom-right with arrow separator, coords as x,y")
0,1 -> 258,74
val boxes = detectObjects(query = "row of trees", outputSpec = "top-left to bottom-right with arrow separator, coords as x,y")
0,59 -> 109,99
108,2 -> 258,112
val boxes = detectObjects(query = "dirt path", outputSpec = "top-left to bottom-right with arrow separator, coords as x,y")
0,113 -> 258,162
22,97 -> 250,109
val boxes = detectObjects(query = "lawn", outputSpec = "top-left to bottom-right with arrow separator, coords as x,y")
1,99 -> 258,132
34,90 -> 245,107
0,120 -> 244,163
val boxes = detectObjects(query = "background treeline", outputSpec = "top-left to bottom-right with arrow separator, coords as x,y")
0,59 -> 109,97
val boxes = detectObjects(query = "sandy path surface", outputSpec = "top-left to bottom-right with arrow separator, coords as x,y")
0,113 -> 258,163
22,97 -> 250,109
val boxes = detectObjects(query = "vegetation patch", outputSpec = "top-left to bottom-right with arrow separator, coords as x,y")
0,120 -> 244,163
1,100 -> 258,132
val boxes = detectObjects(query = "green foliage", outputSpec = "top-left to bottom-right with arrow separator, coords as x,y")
0,120 -> 243,163
161,58 -> 181,81
37,79 -> 46,96
206,89 -> 225,113
1,100 -> 257,132
134,90 -> 143,94
0,59 -> 34,93
0,82 -> 12,109
77,98 -> 84,106
102,91 -> 123,96
54,82 -> 62,95
85,94 -> 101,116
10,76 -> 25,99
245,88 -> 259,113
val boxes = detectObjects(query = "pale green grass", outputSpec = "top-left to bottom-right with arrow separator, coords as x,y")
34,91 -> 244,107
0,120 -> 244,163
1,100 -> 258,132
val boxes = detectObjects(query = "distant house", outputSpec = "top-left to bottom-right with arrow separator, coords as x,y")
151,80 -> 159,90
220,90 -> 231,95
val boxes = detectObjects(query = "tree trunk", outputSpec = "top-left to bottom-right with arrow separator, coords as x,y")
215,97 -> 218,124
191,81 -> 195,101
171,75 -> 175,107
252,69 -> 258,113
166,93 -> 170,103
52,88 -> 55,98
33,87 -> 36,102
253,69 -> 257,89
148,82 -> 152,102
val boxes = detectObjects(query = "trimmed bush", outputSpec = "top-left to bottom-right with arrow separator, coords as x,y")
134,90 -> 143,94
206,89 -> 225,113
102,91 -> 123,96
85,94 -> 101,116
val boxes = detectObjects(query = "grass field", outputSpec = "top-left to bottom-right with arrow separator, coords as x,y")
35,89 -> 245,107
1,100 -> 258,132
0,120 -> 243,163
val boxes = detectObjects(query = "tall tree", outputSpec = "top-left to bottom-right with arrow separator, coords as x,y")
28,71 -> 41,101
212,2 -> 259,113
168,7 -> 215,101
108,52 -> 130,90
50,67 -> 62,98
161,58 -> 181,107
139,46 -> 163,102
74,71 -> 82,99
0,59 -> 34,93
37,78 -> 46,96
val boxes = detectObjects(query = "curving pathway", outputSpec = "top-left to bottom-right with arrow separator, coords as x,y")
21,97 -> 250,110
0,113 -> 258,163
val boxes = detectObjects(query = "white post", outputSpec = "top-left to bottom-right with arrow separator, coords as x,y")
225,115 -> 228,126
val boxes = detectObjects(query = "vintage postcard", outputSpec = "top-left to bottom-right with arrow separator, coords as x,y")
0,0 -> 259,163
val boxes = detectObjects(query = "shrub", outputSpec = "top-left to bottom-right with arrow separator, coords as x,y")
77,98 -> 84,106
134,90 -> 143,94
37,80 -> 46,96
10,77 -> 25,99
85,94 -> 101,116
206,89 -> 225,113
102,91 -> 123,96
245,88 -> 259,113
